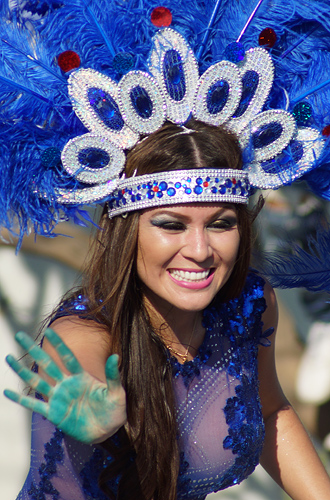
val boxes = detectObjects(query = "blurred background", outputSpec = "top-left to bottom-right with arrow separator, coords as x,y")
1,186 -> 330,499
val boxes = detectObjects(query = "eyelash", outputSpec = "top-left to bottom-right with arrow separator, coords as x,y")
151,219 -> 237,231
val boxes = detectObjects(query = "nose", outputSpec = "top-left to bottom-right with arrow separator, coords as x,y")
181,227 -> 213,263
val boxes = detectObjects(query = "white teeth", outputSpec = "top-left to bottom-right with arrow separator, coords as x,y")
170,269 -> 210,282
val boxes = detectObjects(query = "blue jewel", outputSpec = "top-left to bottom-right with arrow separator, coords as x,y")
142,183 -> 147,188
136,194 -> 141,201
220,185 -> 226,194
157,191 -> 163,198
234,70 -> 259,118
187,177 -> 191,182
131,195 -> 135,202
130,85 -> 153,119
194,185 -> 203,195
185,188 -> 192,194
167,187 -> 176,196
159,181 -> 168,191
196,177 -> 203,185
163,49 -> 186,102
206,177 -> 210,182
88,88 -> 124,131
215,177 -> 219,183
207,80 -> 230,115
225,179 -> 232,188
78,148 -> 110,169
211,187 -> 217,193
147,190 -> 154,199
175,182 -> 181,188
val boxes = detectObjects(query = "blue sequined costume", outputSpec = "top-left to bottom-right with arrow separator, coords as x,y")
17,273 -> 271,500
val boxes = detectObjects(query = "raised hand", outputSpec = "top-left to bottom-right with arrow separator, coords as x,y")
4,329 -> 127,444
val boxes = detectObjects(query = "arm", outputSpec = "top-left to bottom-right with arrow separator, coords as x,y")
5,317 -> 127,444
258,281 -> 330,500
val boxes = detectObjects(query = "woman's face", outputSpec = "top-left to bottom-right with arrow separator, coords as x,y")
136,203 -> 240,317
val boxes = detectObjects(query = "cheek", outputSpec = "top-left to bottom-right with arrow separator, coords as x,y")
220,231 -> 241,269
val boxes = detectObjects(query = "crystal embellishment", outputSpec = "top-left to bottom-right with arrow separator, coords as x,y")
193,61 -> 242,126
149,28 -> 199,124
68,68 -> 139,149
108,169 -> 250,217
58,28 -> 326,208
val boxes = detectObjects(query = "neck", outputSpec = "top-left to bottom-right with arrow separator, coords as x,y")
144,296 -> 205,361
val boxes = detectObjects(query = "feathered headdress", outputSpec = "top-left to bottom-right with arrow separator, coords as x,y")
1,0 -> 330,251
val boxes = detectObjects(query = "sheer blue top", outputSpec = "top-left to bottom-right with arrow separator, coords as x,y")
17,272 -> 271,500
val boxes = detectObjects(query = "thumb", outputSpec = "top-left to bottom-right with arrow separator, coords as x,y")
105,354 -> 121,391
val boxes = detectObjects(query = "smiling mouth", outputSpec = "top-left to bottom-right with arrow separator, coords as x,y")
168,269 -> 213,283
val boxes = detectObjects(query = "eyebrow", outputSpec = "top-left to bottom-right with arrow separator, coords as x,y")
149,206 -> 237,223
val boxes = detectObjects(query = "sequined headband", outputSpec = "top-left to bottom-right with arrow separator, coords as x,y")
107,169 -> 250,217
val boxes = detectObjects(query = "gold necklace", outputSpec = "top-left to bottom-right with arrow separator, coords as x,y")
165,314 -> 198,363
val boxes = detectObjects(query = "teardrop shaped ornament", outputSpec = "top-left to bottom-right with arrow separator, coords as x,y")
193,60 -> 242,126
227,47 -> 274,135
149,28 -> 199,124
68,68 -> 138,150
118,71 -> 166,134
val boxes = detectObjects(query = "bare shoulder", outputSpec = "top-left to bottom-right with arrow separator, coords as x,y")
42,316 -> 111,382
261,277 -> 278,333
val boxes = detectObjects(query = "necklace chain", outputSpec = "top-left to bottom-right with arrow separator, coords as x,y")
165,315 -> 199,363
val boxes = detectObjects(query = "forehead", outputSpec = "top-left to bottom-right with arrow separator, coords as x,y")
139,203 -> 237,220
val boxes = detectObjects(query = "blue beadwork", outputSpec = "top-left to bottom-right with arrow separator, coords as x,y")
28,429 -> 64,500
175,273 -> 269,498
26,274 -> 268,500
80,449 -> 112,500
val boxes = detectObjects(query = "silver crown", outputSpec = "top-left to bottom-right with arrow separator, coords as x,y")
58,28 -> 325,208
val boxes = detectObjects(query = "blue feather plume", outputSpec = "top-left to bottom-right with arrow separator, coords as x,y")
1,0 -> 330,244
259,227 -> 330,293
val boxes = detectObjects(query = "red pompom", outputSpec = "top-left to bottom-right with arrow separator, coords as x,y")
258,28 -> 277,48
322,125 -> 330,137
151,6 -> 172,27
57,50 -> 81,72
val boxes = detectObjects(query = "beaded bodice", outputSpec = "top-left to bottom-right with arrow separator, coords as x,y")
17,272 -> 270,500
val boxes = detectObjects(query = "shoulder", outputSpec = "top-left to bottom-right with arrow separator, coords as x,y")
43,315 -> 111,382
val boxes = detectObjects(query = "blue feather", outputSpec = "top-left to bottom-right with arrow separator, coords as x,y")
259,227 -> 330,293
1,0 -> 330,243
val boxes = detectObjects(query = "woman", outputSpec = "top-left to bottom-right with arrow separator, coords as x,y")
5,121 -> 330,500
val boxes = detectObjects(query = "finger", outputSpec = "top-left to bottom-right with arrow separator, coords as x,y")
105,354 -> 121,390
6,355 -> 53,397
15,331 -> 64,382
45,328 -> 83,375
4,389 -> 49,417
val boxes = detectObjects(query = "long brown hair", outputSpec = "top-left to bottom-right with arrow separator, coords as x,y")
77,120 -> 261,499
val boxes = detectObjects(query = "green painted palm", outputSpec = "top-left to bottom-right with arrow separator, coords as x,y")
4,329 -> 127,444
